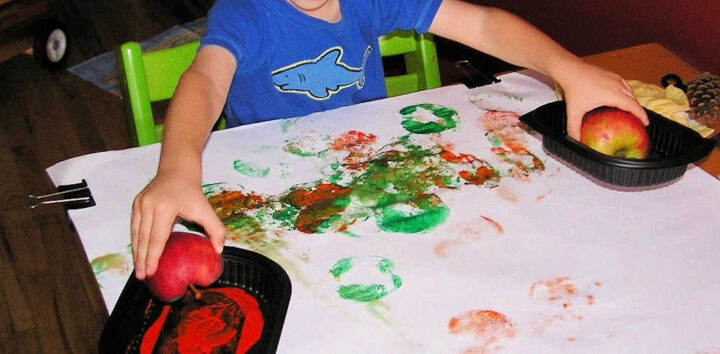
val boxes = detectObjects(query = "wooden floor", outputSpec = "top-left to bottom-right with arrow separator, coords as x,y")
0,1 -> 513,352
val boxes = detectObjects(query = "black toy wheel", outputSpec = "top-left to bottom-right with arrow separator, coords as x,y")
33,19 -> 70,69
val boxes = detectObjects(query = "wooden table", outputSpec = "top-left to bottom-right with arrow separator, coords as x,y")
582,43 -> 720,177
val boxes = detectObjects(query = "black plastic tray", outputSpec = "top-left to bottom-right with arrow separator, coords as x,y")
99,246 -> 291,353
519,101 -> 716,187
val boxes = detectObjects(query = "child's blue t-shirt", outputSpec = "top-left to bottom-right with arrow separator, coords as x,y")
200,0 -> 443,127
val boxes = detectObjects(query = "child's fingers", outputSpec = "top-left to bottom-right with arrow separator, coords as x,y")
620,96 -> 649,125
135,210 -> 154,280
144,207 -> 175,277
565,105 -> 583,141
130,199 -> 141,264
186,202 -> 226,253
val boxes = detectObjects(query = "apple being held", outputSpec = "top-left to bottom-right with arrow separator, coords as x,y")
580,106 -> 650,159
144,231 -> 223,302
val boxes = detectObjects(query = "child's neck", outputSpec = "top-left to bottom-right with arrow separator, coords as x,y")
287,0 -> 342,23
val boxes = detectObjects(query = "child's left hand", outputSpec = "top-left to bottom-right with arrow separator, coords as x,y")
556,62 -> 648,140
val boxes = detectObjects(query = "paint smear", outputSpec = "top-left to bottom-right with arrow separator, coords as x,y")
448,310 -> 516,353
90,253 -> 129,276
480,111 -> 545,178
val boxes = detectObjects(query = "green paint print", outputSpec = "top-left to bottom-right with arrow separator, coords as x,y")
330,256 -> 402,302
400,103 -> 458,134
374,193 -> 450,233
233,159 -> 270,178
90,253 -> 128,275
281,118 -> 298,134
283,130 -> 330,157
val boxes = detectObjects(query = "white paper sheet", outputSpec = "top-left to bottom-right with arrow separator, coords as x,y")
47,72 -> 720,353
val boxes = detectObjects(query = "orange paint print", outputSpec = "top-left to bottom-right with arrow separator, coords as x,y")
528,277 -> 603,341
434,216 -> 504,257
448,310 -> 516,353
529,277 -> 601,309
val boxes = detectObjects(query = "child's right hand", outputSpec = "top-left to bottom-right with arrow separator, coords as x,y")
130,171 -> 226,280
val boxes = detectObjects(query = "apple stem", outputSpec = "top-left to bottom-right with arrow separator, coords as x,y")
188,284 -> 202,300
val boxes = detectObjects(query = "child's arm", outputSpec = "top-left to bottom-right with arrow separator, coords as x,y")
429,0 -> 648,139
131,45 -> 236,280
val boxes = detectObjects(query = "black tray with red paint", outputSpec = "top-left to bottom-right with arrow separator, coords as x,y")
98,246 -> 292,353
519,101 -> 716,187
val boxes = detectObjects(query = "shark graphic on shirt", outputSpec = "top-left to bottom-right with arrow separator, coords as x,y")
271,46 -> 372,100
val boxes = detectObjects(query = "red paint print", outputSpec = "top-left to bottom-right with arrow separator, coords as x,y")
331,131 -> 377,170
208,190 -> 265,218
286,184 -> 352,233
440,150 -> 479,164
449,310 -> 516,353
440,150 -> 500,187
331,130 -> 376,152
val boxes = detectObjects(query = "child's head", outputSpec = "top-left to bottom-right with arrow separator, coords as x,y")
286,0 -> 341,21
286,0 -> 333,11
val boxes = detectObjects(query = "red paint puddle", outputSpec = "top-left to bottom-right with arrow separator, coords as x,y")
139,287 -> 264,353
434,216 -> 504,257
448,310 -> 516,353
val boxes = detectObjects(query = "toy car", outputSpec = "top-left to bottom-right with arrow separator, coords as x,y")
0,0 -> 69,68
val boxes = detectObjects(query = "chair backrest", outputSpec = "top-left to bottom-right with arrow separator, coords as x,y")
379,30 -> 441,97
117,30 -> 440,146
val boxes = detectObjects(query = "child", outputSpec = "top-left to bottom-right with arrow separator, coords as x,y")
131,0 -> 648,279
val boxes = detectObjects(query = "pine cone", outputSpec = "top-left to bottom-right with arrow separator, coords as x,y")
686,72 -> 720,126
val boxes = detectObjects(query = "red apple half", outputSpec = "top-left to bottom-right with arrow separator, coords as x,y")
145,231 -> 223,302
580,106 -> 650,159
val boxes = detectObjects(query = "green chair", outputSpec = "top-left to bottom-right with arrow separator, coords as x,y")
117,30 -> 440,146
379,30 -> 441,97
117,41 -> 226,147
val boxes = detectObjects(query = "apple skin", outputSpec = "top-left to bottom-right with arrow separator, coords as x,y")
144,232 -> 223,302
580,106 -> 650,159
